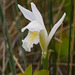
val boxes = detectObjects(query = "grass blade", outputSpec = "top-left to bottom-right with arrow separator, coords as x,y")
43,0 -> 46,23
67,0 -> 73,75
10,0 -> 26,69
48,0 -> 57,74
25,0 -> 28,8
0,1 -> 16,75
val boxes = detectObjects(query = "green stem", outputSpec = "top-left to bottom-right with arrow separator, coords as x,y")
0,1 -> 16,75
43,0 -> 46,23
67,0 -> 73,74
43,50 -> 48,69
49,0 -> 53,28
48,0 -> 56,74
25,0 -> 28,8
0,4 -> 11,74
15,0 -> 27,69
10,0 -> 26,69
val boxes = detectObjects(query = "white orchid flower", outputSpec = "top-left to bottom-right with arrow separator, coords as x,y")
18,2 -> 66,58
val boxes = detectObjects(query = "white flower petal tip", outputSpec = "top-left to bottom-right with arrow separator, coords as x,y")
21,27 -> 26,32
18,4 -> 35,21
18,4 -> 21,8
18,4 -> 23,11
31,2 -> 36,7
31,2 -> 34,5
31,2 -> 45,26
62,13 -> 66,20
63,12 -> 66,16
47,13 -> 66,46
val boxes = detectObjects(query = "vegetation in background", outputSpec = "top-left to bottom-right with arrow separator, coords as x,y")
0,0 -> 74,75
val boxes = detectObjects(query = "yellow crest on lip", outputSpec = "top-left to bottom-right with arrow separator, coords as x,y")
30,31 -> 39,44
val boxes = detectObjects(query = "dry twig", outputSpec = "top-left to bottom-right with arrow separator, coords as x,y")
13,55 -> 24,73
54,0 -> 65,24
56,23 -> 63,75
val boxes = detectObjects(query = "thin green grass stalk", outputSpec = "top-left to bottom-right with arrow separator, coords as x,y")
5,13 -> 16,75
39,51 -> 42,69
14,0 -> 23,38
43,0 -> 46,23
40,0 -> 42,13
67,0 -> 73,75
72,1 -> 75,74
49,0 -> 53,27
0,3 -> 6,45
47,0 -> 53,30
47,0 -> 50,29
0,1 -> 16,75
0,13 -> 14,75
10,0 -> 26,69
0,2 -> 15,74
25,0 -> 28,8
1,8 -> 16,75
15,0 -> 27,69
0,5 -> 13,74
47,0 -> 52,74
48,0 -> 56,74
8,59 -> 15,75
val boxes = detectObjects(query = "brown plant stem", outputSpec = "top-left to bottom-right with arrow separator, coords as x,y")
56,24 -> 63,75
54,0 -> 65,24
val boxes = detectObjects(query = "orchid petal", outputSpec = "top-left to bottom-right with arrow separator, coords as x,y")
31,2 -> 44,26
22,31 -> 39,52
18,4 -> 35,21
21,21 -> 44,32
47,13 -> 66,46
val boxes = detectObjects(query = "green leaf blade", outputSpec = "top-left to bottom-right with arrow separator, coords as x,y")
24,64 -> 32,75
